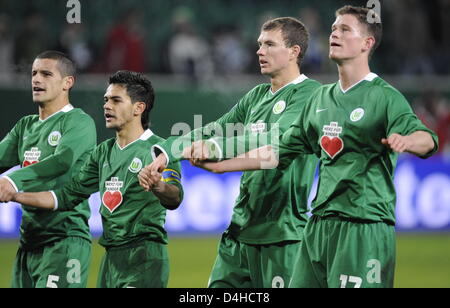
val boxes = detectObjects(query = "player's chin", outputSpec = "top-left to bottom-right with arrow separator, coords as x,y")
329,52 -> 346,63
32,96 -> 45,103
260,68 -> 273,76
329,51 -> 339,60
105,122 -> 117,129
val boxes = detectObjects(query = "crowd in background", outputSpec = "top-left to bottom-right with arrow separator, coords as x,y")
0,0 -> 449,153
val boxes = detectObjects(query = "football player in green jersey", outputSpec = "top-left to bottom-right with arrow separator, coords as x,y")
192,6 -> 439,288
0,50 -> 97,288
12,70 -> 183,288
139,17 -> 321,288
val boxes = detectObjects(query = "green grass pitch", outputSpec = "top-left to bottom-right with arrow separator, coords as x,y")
0,234 -> 449,288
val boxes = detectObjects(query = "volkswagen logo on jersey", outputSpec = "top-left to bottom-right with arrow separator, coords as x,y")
272,100 -> 286,115
128,157 -> 143,173
350,108 -> 365,122
102,177 -> 124,213
48,131 -> 62,146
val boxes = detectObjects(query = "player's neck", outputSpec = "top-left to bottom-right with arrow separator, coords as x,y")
38,97 -> 70,120
116,122 -> 145,148
337,57 -> 371,92
270,66 -> 301,93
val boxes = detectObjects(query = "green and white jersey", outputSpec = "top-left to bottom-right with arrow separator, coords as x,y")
279,73 -> 439,224
53,130 -> 183,248
0,105 -> 97,250
153,75 -> 321,244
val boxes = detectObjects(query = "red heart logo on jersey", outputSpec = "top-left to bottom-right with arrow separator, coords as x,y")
320,136 -> 344,159
102,191 -> 123,213
23,161 -> 38,167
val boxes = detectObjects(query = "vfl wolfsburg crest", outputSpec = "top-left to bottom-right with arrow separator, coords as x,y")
128,157 -> 143,173
273,101 -> 286,115
350,108 -> 365,122
48,131 -> 62,146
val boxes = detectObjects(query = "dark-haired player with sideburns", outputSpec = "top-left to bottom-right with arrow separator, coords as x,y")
0,50 -> 97,288
12,70 -> 183,288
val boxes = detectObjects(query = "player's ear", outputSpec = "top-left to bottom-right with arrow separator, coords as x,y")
362,36 -> 375,54
62,76 -> 75,91
134,101 -> 146,116
291,45 -> 301,62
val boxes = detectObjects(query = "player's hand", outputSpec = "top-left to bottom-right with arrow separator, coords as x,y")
182,146 -> 192,160
139,154 -> 167,191
381,133 -> 412,153
139,167 -> 162,191
139,169 -> 163,192
0,178 -> 16,203
189,141 -> 210,165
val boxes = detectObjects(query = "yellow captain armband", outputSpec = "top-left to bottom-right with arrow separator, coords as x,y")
161,169 -> 181,184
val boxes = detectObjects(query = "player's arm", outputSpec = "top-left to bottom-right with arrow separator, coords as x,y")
13,191 -> 55,210
150,92 -> 249,165
6,114 -> 97,193
13,146 -> 100,211
193,145 -> 278,173
151,179 -> 182,210
142,96 -> 249,188
384,89 -> 439,158
0,121 -> 23,201
0,120 -> 21,173
381,131 -> 435,156
139,163 -> 183,210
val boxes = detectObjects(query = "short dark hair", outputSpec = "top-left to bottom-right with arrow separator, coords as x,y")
35,50 -> 76,78
109,70 -> 155,130
335,5 -> 382,58
261,17 -> 309,67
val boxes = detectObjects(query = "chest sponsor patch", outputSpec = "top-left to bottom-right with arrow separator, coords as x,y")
23,147 -> 41,167
320,122 -> 344,159
102,177 -> 124,213
250,122 -> 266,134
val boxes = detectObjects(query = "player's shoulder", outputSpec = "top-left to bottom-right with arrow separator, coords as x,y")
291,77 -> 322,94
247,83 -> 271,96
67,107 -> 95,121
367,76 -> 407,103
95,137 -> 116,155
63,107 -> 96,127
297,77 -> 322,89
299,82 -> 333,102
146,130 -> 165,145
18,114 -> 39,125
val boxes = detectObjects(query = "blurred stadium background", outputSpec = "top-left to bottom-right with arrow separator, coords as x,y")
0,0 -> 449,287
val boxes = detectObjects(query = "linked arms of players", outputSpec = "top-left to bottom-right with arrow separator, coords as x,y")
138,130 -> 436,190
139,144 -> 278,187
192,131 -> 436,173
